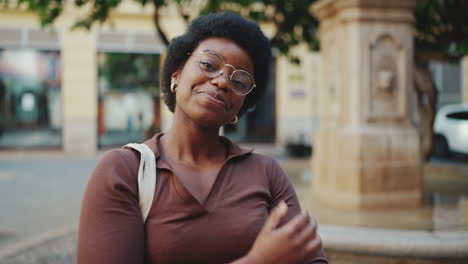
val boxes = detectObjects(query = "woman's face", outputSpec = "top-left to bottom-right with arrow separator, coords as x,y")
171,37 -> 254,128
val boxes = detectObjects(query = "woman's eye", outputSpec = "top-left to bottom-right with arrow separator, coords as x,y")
200,61 -> 217,72
232,80 -> 248,90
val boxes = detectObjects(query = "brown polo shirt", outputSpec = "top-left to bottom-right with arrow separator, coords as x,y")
77,134 -> 327,264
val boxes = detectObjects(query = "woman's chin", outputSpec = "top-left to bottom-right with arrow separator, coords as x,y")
198,119 -> 226,129
191,104 -> 230,128
193,113 -> 229,129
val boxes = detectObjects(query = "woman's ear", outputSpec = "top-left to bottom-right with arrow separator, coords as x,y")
171,71 -> 180,84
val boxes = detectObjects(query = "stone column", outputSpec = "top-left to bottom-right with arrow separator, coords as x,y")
311,0 -> 422,209
62,29 -> 98,155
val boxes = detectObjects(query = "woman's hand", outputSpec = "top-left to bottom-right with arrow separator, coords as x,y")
243,201 -> 322,264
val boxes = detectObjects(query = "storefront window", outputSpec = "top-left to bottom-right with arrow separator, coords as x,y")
97,52 -> 160,148
0,49 -> 61,148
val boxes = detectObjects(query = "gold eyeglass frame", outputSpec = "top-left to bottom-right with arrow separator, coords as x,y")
189,50 -> 256,96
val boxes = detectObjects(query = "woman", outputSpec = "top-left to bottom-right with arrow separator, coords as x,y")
77,12 -> 328,264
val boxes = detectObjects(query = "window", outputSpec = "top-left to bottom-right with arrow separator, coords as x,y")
97,52 -> 160,148
0,49 -> 61,148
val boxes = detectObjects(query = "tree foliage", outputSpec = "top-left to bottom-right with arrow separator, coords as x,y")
199,0 -> 320,62
414,0 -> 468,62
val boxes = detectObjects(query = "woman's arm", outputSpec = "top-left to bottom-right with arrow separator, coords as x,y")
76,149 -> 145,264
230,157 -> 328,264
230,201 -> 324,264
267,158 -> 328,264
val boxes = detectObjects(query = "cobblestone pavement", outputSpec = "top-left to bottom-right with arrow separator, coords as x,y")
0,152 -> 98,264
0,232 -> 77,264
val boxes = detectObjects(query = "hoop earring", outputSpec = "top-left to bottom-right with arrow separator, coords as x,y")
230,115 -> 238,125
170,82 -> 177,93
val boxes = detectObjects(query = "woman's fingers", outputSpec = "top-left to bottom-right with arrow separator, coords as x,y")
261,201 -> 288,233
276,210 -> 321,261
278,209 -> 309,238
303,234 -> 323,260
296,213 -> 317,245
250,206 -> 322,264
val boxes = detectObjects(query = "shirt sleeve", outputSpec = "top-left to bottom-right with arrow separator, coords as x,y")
268,158 -> 328,264
77,149 -> 145,264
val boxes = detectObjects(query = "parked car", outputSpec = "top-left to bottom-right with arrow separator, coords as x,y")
433,103 -> 468,158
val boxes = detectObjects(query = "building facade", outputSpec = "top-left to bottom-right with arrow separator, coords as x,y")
0,3 -> 322,155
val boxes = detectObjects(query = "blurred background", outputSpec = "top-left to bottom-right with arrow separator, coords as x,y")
0,0 -> 467,263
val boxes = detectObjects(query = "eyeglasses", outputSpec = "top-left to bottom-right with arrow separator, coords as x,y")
194,50 -> 256,96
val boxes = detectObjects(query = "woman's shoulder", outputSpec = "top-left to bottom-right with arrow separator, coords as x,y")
240,152 -> 286,181
91,147 -> 141,185
240,152 -> 294,197
98,148 -> 140,169
243,152 -> 282,167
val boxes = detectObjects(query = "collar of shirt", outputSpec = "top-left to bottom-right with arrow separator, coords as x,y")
144,133 -> 254,171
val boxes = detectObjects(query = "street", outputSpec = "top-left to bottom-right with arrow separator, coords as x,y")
0,155 -> 98,251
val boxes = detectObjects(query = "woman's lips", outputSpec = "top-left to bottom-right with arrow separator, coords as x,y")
199,91 -> 227,110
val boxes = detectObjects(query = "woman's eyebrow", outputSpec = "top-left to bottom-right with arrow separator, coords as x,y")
202,48 -> 252,73
202,49 -> 225,60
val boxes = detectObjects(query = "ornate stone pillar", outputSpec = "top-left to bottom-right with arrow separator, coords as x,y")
311,0 -> 422,209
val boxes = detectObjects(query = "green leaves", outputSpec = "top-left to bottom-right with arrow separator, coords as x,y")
17,0 -> 64,27
415,0 -> 468,59
200,0 -> 320,63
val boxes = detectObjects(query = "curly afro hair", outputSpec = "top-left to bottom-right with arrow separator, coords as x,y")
160,11 -> 272,116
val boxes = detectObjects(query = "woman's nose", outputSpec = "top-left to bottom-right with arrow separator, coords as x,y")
210,71 -> 230,91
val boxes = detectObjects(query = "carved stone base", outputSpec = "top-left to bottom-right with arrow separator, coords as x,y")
312,126 -> 422,209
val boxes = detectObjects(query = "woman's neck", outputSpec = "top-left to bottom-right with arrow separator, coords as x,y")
161,113 -> 227,166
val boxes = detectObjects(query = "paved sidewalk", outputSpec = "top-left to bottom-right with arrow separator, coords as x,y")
0,153 -> 98,251
0,228 -> 76,264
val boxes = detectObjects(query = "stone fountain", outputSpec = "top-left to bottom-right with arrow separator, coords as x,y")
309,0 -> 468,263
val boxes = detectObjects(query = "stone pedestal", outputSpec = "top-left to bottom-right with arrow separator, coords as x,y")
311,0 -> 422,209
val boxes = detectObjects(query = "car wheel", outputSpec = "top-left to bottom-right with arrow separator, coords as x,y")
432,134 -> 451,158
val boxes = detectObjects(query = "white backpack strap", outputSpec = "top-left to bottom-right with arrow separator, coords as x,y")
122,143 -> 157,223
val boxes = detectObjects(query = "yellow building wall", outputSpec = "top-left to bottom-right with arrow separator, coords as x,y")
61,28 -> 98,154
0,10 -> 38,25
62,29 -> 97,120
276,45 -> 321,145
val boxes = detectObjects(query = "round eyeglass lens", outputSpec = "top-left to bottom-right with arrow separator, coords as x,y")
231,71 -> 254,95
199,53 -> 223,77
